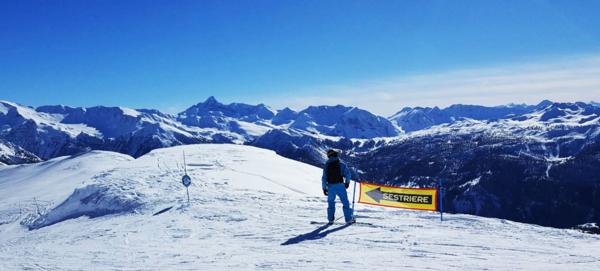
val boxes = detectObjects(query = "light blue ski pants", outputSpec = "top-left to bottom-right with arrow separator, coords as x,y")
327,183 -> 353,222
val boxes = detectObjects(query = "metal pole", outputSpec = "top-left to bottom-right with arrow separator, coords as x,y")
183,151 -> 189,205
351,179 -> 358,219
186,187 -> 190,204
183,151 -> 187,175
439,178 -> 444,222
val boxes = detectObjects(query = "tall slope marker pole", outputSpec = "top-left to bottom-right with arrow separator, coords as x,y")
351,167 -> 359,220
182,151 -> 191,205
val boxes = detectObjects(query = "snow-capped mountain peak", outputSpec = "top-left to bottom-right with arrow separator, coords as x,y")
272,107 -> 298,125
176,97 -> 276,139
179,96 -> 276,122
289,105 -> 400,138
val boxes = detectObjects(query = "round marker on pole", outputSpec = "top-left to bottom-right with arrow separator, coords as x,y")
182,175 -> 191,187
181,151 -> 191,204
182,174 -> 191,204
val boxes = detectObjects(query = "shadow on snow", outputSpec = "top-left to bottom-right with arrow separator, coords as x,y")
281,223 -> 352,245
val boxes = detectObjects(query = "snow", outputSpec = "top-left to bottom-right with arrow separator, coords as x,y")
120,107 -> 141,118
288,105 -> 399,138
402,106 -> 597,148
234,120 -> 273,137
0,142 -> 16,157
0,102 -> 8,115
0,140 -> 40,164
0,151 -> 134,208
27,184 -> 143,230
460,176 -> 481,188
0,144 -> 599,270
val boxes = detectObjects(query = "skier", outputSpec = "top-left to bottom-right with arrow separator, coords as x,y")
322,149 -> 355,224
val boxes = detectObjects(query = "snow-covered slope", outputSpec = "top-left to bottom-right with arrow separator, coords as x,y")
0,139 -> 41,164
1,144 -> 599,270
0,151 -> 134,211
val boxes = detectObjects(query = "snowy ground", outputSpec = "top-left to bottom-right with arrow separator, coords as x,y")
1,144 -> 599,270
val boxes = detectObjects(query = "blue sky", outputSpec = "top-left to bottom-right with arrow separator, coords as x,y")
1,0 -> 600,115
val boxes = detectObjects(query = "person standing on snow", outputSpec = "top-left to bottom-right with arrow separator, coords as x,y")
322,149 -> 354,224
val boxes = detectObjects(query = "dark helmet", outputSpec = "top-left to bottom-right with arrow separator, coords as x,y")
326,149 -> 338,158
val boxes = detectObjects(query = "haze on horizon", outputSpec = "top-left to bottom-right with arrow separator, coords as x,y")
1,1 -> 600,116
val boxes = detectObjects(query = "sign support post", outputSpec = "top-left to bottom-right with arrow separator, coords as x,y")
351,179 -> 358,219
439,178 -> 444,222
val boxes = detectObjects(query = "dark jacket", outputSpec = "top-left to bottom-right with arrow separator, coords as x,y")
321,157 -> 352,190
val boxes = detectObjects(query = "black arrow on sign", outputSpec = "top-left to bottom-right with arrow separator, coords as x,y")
366,187 -> 384,203
365,187 -> 433,204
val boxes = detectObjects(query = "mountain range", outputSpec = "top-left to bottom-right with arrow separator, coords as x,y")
1,97 -> 599,229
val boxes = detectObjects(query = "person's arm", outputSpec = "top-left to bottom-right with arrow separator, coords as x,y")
342,163 -> 352,185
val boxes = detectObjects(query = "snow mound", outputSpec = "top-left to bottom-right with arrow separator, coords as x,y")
26,184 -> 143,230
0,151 -> 134,207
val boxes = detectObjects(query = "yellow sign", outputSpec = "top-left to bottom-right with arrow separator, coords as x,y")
358,183 -> 438,211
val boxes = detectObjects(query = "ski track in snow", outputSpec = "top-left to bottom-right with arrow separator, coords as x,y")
0,144 -> 599,270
